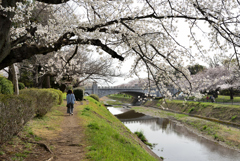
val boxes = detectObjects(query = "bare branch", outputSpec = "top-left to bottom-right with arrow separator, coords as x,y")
65,45 -> 78,67
36,0 -> 70,4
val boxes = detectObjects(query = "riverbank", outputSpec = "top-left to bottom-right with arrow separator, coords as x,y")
146,99 -> 240,125
107,96 -> 240,152
107,95 -> 133,105
80,96 -> 161,160
0,97 -> 161,161
132,106 -> 240,152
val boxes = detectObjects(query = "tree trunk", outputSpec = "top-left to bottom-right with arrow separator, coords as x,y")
229,88 -> 234,100
42,75 -> 51,88
46,75 -> 51,88
35,66 -> 39,87
0,0 -> 16,64
60,84 -> 66,92
10,64 -> 19,95
215,90 -> 219,98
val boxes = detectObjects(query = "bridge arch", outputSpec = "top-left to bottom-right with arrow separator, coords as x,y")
84,85 -> 159,98
98,90 -> 146,98
84,82 -> 177,99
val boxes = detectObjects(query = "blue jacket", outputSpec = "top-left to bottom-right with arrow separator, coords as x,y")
67,94 -> 76,104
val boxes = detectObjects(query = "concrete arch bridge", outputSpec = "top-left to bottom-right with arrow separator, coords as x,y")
84,82 -> 178,103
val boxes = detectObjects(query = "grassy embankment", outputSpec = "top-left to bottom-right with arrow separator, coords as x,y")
107,94 -> 240,151
106,94 -> 133,106
80,96 -> 159,160
0,95 -> 160,161
146,99 -> 240,125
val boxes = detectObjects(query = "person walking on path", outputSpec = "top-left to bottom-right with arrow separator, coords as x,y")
66,89 -> 76,116
211,96 -> 215,103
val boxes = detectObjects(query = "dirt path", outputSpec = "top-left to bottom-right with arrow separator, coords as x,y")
48,102 -> 88,161
1,98 -> 160,161
0,101 -> 89,161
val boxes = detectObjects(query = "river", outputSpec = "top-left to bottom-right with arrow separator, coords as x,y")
107,107 -> 240,161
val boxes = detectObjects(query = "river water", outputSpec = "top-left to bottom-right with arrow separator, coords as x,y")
107,107 -> 240,161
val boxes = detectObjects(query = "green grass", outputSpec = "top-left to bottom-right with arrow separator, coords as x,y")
79,96 -> 158,161
181,95 -> 240,103
199,95 -> 240,103
106,100 -> 123,105
15,153 -> 27,158
133,106 -> 188,119
23,106 -> 64,141
108,94 -> 132,98
106,95 -> 133,105
166,99 -> 240,108
134,131 -> 153,148
188,107 -> 195,113
231,115 -> 237,121
11,157 -> 24,161
87,122 -> 100,130
216,95 -> 240,102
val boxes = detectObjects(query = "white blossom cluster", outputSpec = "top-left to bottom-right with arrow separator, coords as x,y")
29,45 -> 119,86
2,0 -> 240,98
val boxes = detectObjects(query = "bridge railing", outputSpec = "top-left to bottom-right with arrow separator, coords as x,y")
84,86 -> 145,90
98,86 -> 144,89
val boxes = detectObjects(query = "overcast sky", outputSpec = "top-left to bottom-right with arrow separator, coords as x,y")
108,20 -> 211,87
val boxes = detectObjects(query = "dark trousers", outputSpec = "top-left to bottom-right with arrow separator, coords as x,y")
67,103 -> 74,114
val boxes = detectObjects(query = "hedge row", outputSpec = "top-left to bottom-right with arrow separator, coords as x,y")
0,88 -> 62,144
0,94 -> 33,144
48,88 -> 63,105
0,76 -> 13,94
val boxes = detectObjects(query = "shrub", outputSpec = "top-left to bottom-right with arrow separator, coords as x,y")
18,82 -> 25,90
0,76 -> 13,94
49,88 -> 63,105
73,88 -> 84,101
20,88 -> 59,117
89,94 -> 99,102
0,94 -> 35,144
0,88 -> 59,144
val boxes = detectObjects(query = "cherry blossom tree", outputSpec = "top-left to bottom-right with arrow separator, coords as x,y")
189,66 -> 240,99
17,46 -> 121,88
1,0 -> 240,98
45,46 -> 122,88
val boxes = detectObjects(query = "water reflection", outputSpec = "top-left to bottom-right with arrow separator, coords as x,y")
108,107 -> 240,161
107,107 -> 129,115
